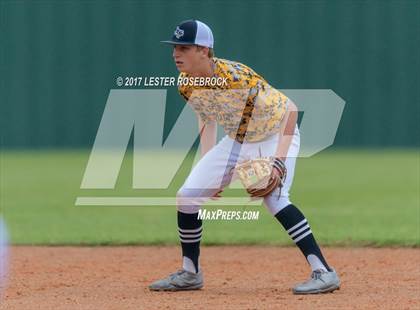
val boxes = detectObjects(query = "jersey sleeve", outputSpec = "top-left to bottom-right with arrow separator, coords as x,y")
177,73 -> 211,123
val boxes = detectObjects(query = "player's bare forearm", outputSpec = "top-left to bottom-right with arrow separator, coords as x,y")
275,100 -> 298,161
198,117 -> 217,157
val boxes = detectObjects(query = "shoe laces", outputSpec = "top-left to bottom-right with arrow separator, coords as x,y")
310,269 -> 326,281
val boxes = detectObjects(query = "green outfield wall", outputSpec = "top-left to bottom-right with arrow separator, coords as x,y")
1,1 -> 419,148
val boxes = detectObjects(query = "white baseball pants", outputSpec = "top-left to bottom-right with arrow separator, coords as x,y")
177,126 -> 300,215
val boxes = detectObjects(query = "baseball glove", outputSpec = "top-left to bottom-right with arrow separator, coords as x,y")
235,157 -> 287,198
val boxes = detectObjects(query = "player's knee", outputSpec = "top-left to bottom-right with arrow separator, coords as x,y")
176,188 -> 203,214
263,195 -> 291,215
176,187 -> 196,199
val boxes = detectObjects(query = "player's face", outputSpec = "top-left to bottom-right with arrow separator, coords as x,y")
172,45 -> 205,74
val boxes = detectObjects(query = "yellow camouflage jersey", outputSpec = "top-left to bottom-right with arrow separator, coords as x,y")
178,57 -> 289,143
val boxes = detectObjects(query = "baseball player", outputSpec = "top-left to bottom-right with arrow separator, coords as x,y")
149,20 -> 340,294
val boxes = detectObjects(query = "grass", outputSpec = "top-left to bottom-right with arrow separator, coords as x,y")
1,149 -> 419,246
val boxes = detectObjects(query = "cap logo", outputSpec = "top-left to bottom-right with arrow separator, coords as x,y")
174,26 -> 184,39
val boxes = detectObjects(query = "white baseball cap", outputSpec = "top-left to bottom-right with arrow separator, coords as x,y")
161,19 -> 214,48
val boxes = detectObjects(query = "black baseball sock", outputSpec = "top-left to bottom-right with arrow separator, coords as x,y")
274,204 -> 331,272
178,211 -> 202,273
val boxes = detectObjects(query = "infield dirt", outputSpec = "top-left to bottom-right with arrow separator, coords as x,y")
1,246 -> 419,309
